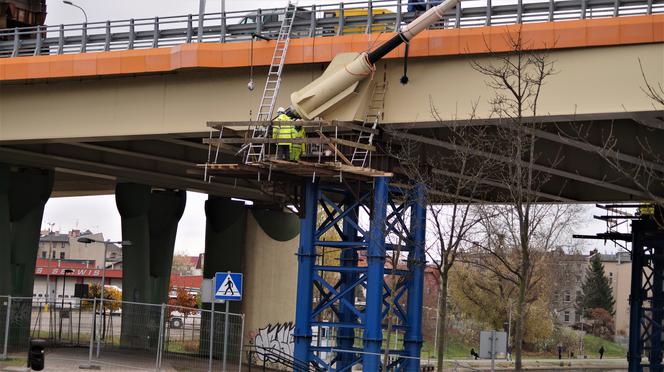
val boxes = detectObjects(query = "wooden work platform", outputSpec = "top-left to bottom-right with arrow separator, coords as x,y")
199,159 -> 392,181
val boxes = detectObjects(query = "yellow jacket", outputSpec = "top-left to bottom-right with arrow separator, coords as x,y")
272,115 -> 305,160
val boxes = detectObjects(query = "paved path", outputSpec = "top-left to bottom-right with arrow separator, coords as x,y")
1,348 -> 177,372
434,357 -> 628,371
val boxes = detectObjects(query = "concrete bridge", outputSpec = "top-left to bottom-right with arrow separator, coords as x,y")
0,0 -> 663,370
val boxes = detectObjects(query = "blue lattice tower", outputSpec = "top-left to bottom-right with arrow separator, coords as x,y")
293,177 -> 427,371
628,217 -> 664,372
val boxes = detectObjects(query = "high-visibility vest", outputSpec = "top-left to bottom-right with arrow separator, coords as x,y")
272,114 -> 306,160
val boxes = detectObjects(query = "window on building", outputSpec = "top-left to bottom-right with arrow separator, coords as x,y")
51,251 -> 56,258
575,312 -> 581,322
564,311 -> 570,322
609,272 -> 613,285
41,251 -> 46,258
60,252 -> 65,259
564,290 -> 571,302
61,242 -> 65,248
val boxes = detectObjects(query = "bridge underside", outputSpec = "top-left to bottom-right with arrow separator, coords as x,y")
0,109 -> 660,203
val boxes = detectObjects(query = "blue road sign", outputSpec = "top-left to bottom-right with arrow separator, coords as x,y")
214,272 -> 243,301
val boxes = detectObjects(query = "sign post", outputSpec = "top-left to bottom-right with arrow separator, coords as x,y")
480,329 -> 507,372
214,271 -> 243,372
208,281 -> 215,372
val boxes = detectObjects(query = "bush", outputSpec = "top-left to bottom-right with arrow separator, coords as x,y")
588,308 -> 614,340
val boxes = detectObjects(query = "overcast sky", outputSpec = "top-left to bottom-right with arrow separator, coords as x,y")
40,0 -> 613,256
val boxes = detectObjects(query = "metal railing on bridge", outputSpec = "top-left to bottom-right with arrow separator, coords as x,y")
0,0 -> 662,58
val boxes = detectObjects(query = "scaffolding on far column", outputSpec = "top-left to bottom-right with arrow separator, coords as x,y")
293,177 -> 427,371
574,204 -> 664,372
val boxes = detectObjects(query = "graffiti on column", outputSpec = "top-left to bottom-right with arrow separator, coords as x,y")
252,322 -> 295,363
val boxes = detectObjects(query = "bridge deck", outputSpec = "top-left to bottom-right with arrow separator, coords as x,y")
0,0 -> 662,59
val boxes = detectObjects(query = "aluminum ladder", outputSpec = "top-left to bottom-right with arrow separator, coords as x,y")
245,2 -> 298,164
350,82 -> 387,168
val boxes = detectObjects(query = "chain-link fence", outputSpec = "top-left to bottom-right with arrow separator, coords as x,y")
0,296 -> 245,371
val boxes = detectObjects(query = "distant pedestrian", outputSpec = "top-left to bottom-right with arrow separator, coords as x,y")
470,348 -> 479,360
506,344 -> 512,361
599,346 -> 605,359
557,343 -> 563,360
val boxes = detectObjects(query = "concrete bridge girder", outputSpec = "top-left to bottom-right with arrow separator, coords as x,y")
0,43 -> 661,142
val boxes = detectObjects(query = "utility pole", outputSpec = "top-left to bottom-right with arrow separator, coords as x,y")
46,222 -> 55,304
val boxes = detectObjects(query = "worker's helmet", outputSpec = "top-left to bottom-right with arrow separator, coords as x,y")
277,107 -> 286,114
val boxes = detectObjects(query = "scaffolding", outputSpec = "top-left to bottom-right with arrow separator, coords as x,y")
293,179 -> 427,371
201,120 -> 391,183
575,204 -> 664,372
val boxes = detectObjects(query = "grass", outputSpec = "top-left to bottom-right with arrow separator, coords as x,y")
420,333 -> 626,360
0,357 -> 27,367
582,334 -> 626,358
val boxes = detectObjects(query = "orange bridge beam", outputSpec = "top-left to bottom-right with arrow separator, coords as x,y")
0,14 -> 662,81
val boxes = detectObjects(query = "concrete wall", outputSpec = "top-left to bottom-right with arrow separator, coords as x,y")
242,211 -> 299,347
603,259 -> 632,338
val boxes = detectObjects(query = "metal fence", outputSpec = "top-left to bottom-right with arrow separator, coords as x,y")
0,295 -> 245,372
0,0 -> 662,58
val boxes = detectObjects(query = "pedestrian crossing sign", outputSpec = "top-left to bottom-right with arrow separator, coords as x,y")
214,272 -> 243,301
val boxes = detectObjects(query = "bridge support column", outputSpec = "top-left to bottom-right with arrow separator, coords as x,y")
293,180 -> 318,367
628,216 -> 664,372
148,189 -> 186,303
116,183 -> 186,348
0,164 -> 11,296
403,183 -> 427,371
363,177 -> 389,371
200,196 -> 247,359
293,177 -> 429,371
336,197 -> 360,370
650,245 -> 664,372
628,224 -> 644,372
0,164 -> 53,348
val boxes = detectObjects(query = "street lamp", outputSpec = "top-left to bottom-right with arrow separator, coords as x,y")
77,236 -> 130,353
62,1 -> 88,24
59,269 -> 74,340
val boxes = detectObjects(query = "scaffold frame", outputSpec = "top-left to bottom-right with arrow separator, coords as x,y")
293,177 -> 427,371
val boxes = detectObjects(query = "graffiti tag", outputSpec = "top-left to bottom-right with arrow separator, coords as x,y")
252,322 -> 295,363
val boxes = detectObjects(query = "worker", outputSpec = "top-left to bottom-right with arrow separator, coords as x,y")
272,107 -> 306,161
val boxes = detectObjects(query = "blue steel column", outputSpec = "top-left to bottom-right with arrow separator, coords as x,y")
337,197 -> 359,370
364,177 -> 389,370
629,221 -> 644,372
294,181 -> 319,367
403,183 -> 427,371
650,244 -> 664,372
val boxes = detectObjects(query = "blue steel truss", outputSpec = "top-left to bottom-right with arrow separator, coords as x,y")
628,217 -> 664,372
293,177 -> 427,371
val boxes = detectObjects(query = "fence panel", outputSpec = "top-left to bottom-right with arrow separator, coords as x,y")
0,296 -> 8,360
91,299 -> 162,371
0,296 -> 245,371
161,303 -> 244,372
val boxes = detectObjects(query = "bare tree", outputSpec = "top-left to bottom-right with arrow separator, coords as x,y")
385,97 -> 497,369
467,27 -> 562,370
